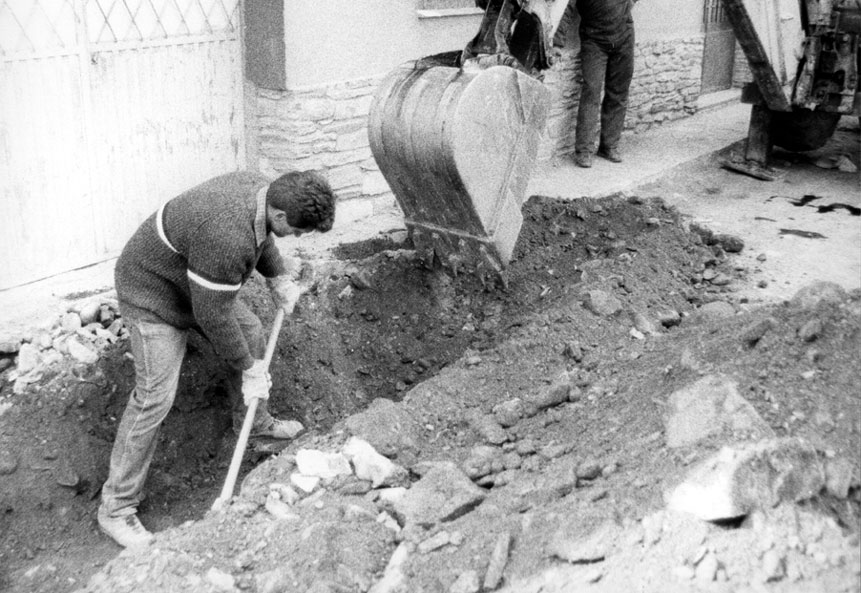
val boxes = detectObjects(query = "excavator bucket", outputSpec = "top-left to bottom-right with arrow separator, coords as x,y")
368,52 -> 548,284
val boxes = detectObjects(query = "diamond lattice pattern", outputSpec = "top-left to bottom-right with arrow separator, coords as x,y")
0,0 -> 239,54
0,0 -> 77,54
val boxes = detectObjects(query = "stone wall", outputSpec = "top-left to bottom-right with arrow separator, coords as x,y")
250,78 -> 394,221
249,36 -> 706,212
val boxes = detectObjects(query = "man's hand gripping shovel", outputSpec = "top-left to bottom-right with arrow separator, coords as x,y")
211,275 -> 313,512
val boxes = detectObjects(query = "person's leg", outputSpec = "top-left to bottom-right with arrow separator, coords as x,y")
99,315 -> 186,545
575,37 -> 608,163
227,303 -> 303,439
598,31 -> 635,155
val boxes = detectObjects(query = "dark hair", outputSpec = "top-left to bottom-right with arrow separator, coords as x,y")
267,170 -> 336,232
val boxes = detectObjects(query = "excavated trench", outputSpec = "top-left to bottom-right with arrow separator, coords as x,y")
1,193 -> 750,592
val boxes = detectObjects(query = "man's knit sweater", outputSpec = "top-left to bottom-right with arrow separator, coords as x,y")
115,172 -> 286,371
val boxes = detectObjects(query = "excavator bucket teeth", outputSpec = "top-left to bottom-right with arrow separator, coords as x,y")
368,53 -> 549,284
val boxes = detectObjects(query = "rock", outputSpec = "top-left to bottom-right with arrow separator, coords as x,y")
524,372 -> 571,413
0,450 -> 18,475
295,449 -> 352,480
0,358 -> 11,373
631,311 -> 659,335
576,459 -> 602,481
501,452 -> 522,470
824,457 -> 855,499
666,438 -> 825,521
61,312 -> 82,333
741,317 -> 777,347
418,531 -> 451,554
515,439 -> 536,456
492,399 -> 524,427
656,309 -> 681,328
449,570 -> 480,593
265,492 -> 300,521
343,436 -> 407,487
467,412 -> 508,445
483,532 -> 511,590
562,341 -> 584,362
715,233 -> 744,253
761,549 -> 786,582
695,301 -> 735,320
66,338 -> 98,364
205,566 -> 235,591
78,301 -> 102,326
368,542 -> 410,593
695,553 -> 718,583
349,270 -> 373,290
709,272 -> 732,286
15,343 -> 42,373
665,374 -> 774,448
798,318 -> 823,342
394,462 -> 486,527
0,338 -> 21,354
548,521 -> 620,564
582,290 -> 622,317
836,154 -> 858,173
463,445 -> 499,480
790,282 -> 847,309
290,473 -> 320,494
345,398 -> 423,458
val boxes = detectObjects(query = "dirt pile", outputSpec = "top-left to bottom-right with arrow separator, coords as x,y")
1,194 -> 859,593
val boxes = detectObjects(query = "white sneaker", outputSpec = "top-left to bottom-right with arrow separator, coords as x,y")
98,507 -> 154,548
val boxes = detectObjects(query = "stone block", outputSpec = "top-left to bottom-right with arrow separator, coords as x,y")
666,438 -> 825,521
665,374 -> 773,448
393,462 -> 485,527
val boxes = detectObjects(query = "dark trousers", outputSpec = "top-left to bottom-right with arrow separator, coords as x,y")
575,32 -> 635,154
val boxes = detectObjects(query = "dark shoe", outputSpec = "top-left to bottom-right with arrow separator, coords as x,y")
98,507 -> 153,548
574,152 -> 593,168
597,146 -> 622,163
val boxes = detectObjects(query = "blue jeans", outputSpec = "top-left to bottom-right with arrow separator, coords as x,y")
100,302 -> 272,518
575,32 -> 635,154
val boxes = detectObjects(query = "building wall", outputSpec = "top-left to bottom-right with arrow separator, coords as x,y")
248,1 -> 711,218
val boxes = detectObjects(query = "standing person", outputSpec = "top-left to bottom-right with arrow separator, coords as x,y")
574,0 -> 637,168
98,170 -> 336,548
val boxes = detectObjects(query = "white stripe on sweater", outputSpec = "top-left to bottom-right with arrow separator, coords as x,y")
187,270 -> 241,292
156,203 -> 179,254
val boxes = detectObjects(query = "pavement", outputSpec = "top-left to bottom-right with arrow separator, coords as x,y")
3,94 -> 855,337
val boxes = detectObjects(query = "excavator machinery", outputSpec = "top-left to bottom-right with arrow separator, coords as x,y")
722,0 -> 860,179
368,0 -> 860,283
368,0 -> 570,286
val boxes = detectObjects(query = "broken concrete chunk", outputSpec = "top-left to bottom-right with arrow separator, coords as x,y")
343,436 -> 407,488
66,337 -> 99,365
77,301 -> 102,326
548,521 -> 620,564
264,492 -> 300,521
61,312 -> 83,333
394,462 -> 485,527
665,374 -> 774,448
367,542 -> 411,593
483,532 -> 512,590
295,449 -> 352,481
824,456 -> 856,499
418,531 -> 451,554
714,233 -> 744,253
15,343 -> 42,374
289,473 -> 320,494
463,445 -> 500,480
666,438 -> 825,521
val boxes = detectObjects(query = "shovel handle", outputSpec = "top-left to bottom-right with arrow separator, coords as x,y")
212,308 -> 286,511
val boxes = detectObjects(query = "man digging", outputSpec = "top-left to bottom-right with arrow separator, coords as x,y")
98,170 -> 336,548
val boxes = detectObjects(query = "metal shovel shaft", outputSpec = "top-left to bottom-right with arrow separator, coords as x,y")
212,308 -> 285,511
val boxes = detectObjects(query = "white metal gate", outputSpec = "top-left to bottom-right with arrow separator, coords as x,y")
0,0 -> 244,290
